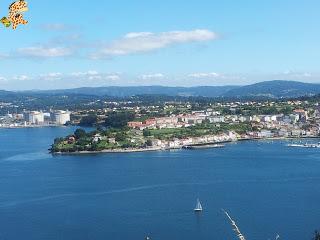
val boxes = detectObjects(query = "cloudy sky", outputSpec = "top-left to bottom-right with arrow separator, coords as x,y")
0,0 -> 320,90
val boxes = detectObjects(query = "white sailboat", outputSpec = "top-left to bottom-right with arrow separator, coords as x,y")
194,198 -> 203,212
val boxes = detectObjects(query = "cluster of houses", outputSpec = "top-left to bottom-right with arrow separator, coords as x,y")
150,131 -> 238,149
55,105 -> 320,151
128,108 -> 310,129
128,109 -> 224,130
127,108 -> 320,146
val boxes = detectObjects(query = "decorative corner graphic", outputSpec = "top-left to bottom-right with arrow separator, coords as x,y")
1,0 -> 28,30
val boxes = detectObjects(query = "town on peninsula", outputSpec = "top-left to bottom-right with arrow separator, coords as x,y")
48,97 -> 320,154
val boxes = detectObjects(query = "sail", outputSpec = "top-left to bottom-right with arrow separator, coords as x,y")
194,199 -> 203,211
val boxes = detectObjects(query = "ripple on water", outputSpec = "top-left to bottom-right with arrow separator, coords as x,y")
2,151 -> 52,162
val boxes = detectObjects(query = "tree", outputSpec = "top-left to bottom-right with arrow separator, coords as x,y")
79,114 -> 98,126
97,126 -> 104,132
261,106 -> 278,115
140,109 -> 147,114
105,112 -> 135,128
282,106 -> 293,115
143,129 -> 151,137
74,128 -> 86,139
54,137 -> 64,144
115,132 -> 126,142
146,139 -> 153,147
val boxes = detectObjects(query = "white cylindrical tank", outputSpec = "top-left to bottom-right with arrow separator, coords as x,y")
52,110 -> 71,125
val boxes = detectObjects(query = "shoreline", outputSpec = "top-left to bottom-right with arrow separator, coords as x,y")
0,125 -> 68,129
52,146 -> 163,155
51,136 -> 320,155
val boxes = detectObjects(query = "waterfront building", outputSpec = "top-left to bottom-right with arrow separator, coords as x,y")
51,110 -> 71,125
260,130 -> 273,138
24,111 -> 45,125
291,129 -> 303,137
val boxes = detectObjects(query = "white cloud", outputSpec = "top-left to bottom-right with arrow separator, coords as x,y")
303,73 -> 312,77
40,23 -> 71,31
141,73 -> 164,80
282,70 -> 312,78
269,70 -> 317,82
87,70 -> 99,75
106,74 -> 120,81
188,72 -> 220,78
70,71 -> 102,80
0,76 -> 7,82
12,75 -> 30,81
0,53 -> 10,59
17,46 -> 73,58
88,75 -> 102,81
92,29 -> 218,58
70,71 -> 121,81
39,72 -> 62,81
71,70 -> 99,77
125,32 -> 153,38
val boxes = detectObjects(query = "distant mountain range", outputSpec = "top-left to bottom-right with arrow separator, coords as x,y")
224,80 -> 320,98
2,80 -> 320,99
26,85 -> 236,98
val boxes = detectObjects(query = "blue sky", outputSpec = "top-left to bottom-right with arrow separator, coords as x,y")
0,0 -> 319,90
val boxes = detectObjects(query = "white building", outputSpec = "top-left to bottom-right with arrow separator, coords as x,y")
238,116 -> 252,122
24,111 -> 44,124
252,115 -> 261,122
208,116 -> 225,123
52,110 -> 71,125
179,114 -> 206,124
290,114 -> 300,123
262,115 -> 272,122
260,130 -> 273,138
270,115 -> 278,122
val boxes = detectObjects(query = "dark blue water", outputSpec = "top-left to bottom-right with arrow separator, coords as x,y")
0,127 -> 320,240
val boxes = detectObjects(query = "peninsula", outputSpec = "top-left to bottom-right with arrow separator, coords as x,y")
50,97 -> 320,154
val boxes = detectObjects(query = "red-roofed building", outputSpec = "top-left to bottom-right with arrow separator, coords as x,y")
128,121 -> 143,128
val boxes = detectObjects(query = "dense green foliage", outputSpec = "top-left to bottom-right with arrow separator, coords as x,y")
51,128 -> 144,153
105,112 -> 135,128
74,129 -> 87,139
79,114 -> 98,126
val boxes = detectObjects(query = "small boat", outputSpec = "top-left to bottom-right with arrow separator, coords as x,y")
194,198 -> 203,212
287,143 -> 320,148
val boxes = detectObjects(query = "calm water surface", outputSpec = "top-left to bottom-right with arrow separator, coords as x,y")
0,127 -> 320,240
